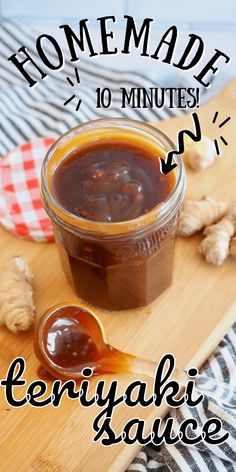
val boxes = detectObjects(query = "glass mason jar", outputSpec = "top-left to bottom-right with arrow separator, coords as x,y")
41,119 -> 186,310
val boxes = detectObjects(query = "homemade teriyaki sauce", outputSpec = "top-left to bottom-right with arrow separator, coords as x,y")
50,137 -> 177,310
52,141 -> 174,222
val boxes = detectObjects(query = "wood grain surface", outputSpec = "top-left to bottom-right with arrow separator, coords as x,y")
0,79 -> 236,472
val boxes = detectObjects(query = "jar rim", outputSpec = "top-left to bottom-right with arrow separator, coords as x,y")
41,118 -> 186,236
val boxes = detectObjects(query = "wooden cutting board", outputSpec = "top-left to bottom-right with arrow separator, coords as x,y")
0,79 -> 236,472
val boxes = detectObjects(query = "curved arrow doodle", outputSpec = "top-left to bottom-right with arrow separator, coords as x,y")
160,112 -> 202,175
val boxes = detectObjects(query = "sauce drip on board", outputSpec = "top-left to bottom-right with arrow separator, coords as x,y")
52,140 -> 174,223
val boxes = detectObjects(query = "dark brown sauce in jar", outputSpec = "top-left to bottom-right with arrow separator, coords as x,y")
52,141 -> 174,222
41,120 -> 185,310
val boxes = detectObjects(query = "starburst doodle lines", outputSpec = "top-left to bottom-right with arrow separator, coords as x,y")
63,67 -> 82,111
212,111 -> 231,156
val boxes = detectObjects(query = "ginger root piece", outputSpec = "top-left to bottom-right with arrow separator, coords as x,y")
184,135 -> 218,171
199,201 -> 236,266
0,256 -> 35,333
177,197 -> 227,237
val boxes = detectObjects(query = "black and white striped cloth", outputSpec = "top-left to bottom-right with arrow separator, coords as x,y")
1,20 -> 235,472
0,19 -> 180,156
127,324 -> 236,472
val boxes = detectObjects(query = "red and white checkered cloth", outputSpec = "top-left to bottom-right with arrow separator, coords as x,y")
0,138 -> 56,242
